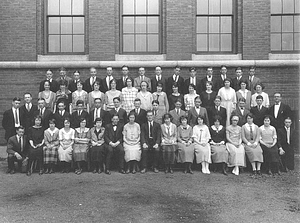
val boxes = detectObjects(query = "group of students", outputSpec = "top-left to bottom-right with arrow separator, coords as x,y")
3,65 -> 296,176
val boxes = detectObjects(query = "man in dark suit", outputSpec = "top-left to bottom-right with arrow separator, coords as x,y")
89,98 -> 109,128
231,98 -> 250,127
250,95 -> 268,127
39,69 -> 59,92
247,66 -> 261,94
130,98 -> 147,126
200,67 -> 219,92
231,67 -> 248,92
184,67 -> 201,94
71,100 -> 90,128
68,70 -> 83,93
2,97 -> 24,142
117,65 -> 130,91
166,66 -> 184,96
55,67 -> 72,89
140,110 -> 161,173
169,100 -> 186,126
277,117 -> 296,171
104,114 -> 125,174
215,65 -> 231,92
151,66 -> 167,93
20,93 -> 38,134
84,67 -> 101,93
6,126 -> 28,174
187,96 -> 209,127
53,101 -> 70,129
208,96 -> 227,127
34,98 -> 53,130
134,67 -> 152,91
109,97 -> 127,125
268,92 -> 292,130
101,66 -> 115,93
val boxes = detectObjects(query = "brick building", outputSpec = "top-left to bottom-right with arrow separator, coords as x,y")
0,0 -> 299,144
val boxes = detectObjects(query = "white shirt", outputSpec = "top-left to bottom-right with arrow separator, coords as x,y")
106,76 -> 113,88
221,75 -> 226,81
207,76 -> 212,82
25,103 -> 32,111
12,107 -> 20,127
59,110 -> 65,116
39,107 -> 45,116
94,108 -> 101,120
156,75 -> 162,81
285,126 -> 290,144
173,74 -> 179,82
195,107 -> 200,115
135,108 -> 140,114
274,102 -> 281,118
90,76 -> 96,86
190,77 -> 196,85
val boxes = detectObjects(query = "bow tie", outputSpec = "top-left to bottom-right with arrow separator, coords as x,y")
113,124 -> 117,127
183,127 -> 187,130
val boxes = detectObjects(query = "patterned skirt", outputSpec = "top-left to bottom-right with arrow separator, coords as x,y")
43,145 -> 58,164
73,143 -> 89,162
161,145 -> 177,164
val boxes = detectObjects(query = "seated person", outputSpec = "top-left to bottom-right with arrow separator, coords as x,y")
169,100 -> 186,126
152,100 -> 164,125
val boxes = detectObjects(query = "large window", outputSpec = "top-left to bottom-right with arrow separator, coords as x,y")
121,0 -> 161,53
271,0 -> 300,52
196,0 -> 234,53
47,0 -> 85,53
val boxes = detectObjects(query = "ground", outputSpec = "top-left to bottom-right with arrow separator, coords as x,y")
0,154 -> 299,223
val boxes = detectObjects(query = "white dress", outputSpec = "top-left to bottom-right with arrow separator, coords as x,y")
217,87 -> 237,126
192,125 -> 211,164
123,123 -> 141,162
58,128 -> 75,162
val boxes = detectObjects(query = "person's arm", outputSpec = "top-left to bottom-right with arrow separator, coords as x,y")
241,126 -> 249,145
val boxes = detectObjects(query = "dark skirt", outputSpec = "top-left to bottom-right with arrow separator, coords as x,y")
261,144 -> 279,163
28,146 -> 43,161
161,145 -> 177,164
90,144 -> 106,162
43,145 -> 58,164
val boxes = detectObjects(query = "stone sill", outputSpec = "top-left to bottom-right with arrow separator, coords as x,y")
37,55 -> 89,61
192,54 -> 242,61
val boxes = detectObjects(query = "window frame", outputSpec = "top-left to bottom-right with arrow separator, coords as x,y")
120,0 -> 163,55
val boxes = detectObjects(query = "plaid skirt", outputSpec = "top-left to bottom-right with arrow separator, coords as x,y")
43,145 -> 58,164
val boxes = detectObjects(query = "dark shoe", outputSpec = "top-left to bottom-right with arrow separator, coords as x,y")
140,168 -> 146,174
6,169 -> 11,174
26,171 -> 31,176
92,169 -> 97,174
222,169 -> 228,175
183,169 -> 187,174
251,170 -> 257,176
119,169 -> 125,174
49,169 -> 54,174
77,169 -> 82,175
266,170 -> 272,175
257,170 -> 262,175
105,170 -> 111,175
125,168 -> 130,174
153,168 -> 159,173
98,169 -> 103,174
44,169 -> 49,174
169,169 -> 174,174
39,170 -> 43,175
164,169 -> 168,174
132,169 -> 136,174
10,169 -> 15,174
189,169 -> 194,174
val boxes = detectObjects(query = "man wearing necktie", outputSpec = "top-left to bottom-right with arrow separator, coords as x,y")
207,96 -> 227,127
55,67 -> 72,89
117,65 -> 130,91
166,66 -> 184,96
184,67 -> 201,94
130,98 -> 147,126
247,66 -> 261,94
20,93 -> 38,134
84,67 -> 101,93
53,102 -> 70,129
200,67 -> 218,92
250,95 -> 268,127
169,100 -> 186,126
71,100 -> 89,128
101,66 -> 114,93
134,67 -> 152,91
39,69 -> 59,92
232,67 -> 247,91
69,70 -> 82,93
151,66 -> 166,93
231,98 -> 250,127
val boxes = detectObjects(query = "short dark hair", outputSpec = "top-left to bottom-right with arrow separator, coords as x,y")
189,67 -> 196,72
152,100 -> 159,105
76,100 -> 84,106
162,113 -> 173,123
179,115 -> 188,123
121,65 -> 129,70
16,126 -> 25,131
94,117 -> 103,125
12,97 -> 21,102
113,97 -> 121,102
256,95 -> 263,100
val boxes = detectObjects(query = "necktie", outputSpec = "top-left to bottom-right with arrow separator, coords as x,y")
250,125 -> 254,141
149,122 -> 153,138
19,136 -> 23,152
258,106 -> 261,111
199,129 -> 203,142
123,77 -> 126,85
26,104 -> 30,111
60,111 -> 63,116
40,108 -> 43,116
167,127 -> 170,137
78,110 -> 81,116
177,109 -> 180,115
15,109 -> 19,125
154,110 -> 157,116
287,128 -> 290,144
96,108 -> 100,118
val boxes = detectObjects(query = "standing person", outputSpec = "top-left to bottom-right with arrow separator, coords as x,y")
166,66 -> 184,96
6,126 -> 28,174
88,81 -> 105,112
236,80 -> 251,110
58,118 -> 75,173
34,98 -> 53,131
140,110 -> 161,173
43,119 -> 59,174
123,112 -> 141,174
117,65 -> 130,91
251,83 -> 270,108
177,115 -> 194,174
130,98 -> 147,126
71,81 -> 88,113
217,78 -> 237,126
89,98 -> 109,128
215,65 -> 231,91
104,115 -> 125,174
231,98 -> 250,127
121,77 -> 138,114
105,79 -> 121,111
184,84 -> 199,111
38,80 -> 56,112
55,79 -> 72,113
151,66 -> 166,93
55,67 -> 72,89
169,100 -> 186,126
20,93 -> 38,134
71,100 -> 90,129
184,67 -> 201,94
84,67 -> 101,93
241,113 -> 263,176
153,82 -> 169,114
207,96 -> 227,127
200,81 -> 217,111
2,97 -> 24,142
231,67 -> 248,92
187,96 -> 209,127
200,67 -> 218,92
226,115 -> 245,176
250,95 -> 268,127
39,69 -> 59,93
134,67 -> 152,91
27,115 -> 45,176
152,100 -> 164,125
109,97 -> 127,125
277,117 -> 296,172
136,81 -> 153,111
160,113 -> 178,174
89,118 -> 106,174
53,101 -> 71,129
268,92 -> 292,130
68,70 -> 83,93
247,66 -> 261,94
101,66 -> 115,93
168,82 -> 185,111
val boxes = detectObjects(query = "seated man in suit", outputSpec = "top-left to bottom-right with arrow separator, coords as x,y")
231,98 -> 250,127
134,67 -> 152,91
84,67 -> 101,93
53,101 -> 70,129
104,114 -> 125,174
34,98 -> 53,130
187,96 -> 209,127
109,97 -> 127,125
68,70 -> 83,93
151,66 -> 166,93
208,96 -> 227,127
169,100 -> 186,126
55,67 -> 72,89
89,98 -> 108,128
20,93 -> 38,134
184,67 -> 201,94
71,100 -> 90,128
250,95 -> 268,127
140,110 -> 161,173
6,126 -> 28,174
152,100 -> 164,125
39,69 -> 59,93
130,98 -> 147,126
117,65 -> 130,91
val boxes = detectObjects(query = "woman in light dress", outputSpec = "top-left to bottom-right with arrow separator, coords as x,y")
105,79 -> 121,111
121,78 -> 138,114
236,80 -> 251,110
123,112 -> 141,174
72,81 -> 88,113
55,79 -> 72,113
136,81 -> 153,111
184,83 -> 199,111
251,83 -> 269,108
88,81 -> 105,111
153,82 -> 169,115
38,80 -> 56,112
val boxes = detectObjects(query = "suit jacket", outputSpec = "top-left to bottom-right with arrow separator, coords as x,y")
140,121 -> 161,146
250,105 -> 268,127
231,76 -> 248,92
247,76 -> 261,94
200,76 -> 219,92
20,104 -> 38,133
7,135 -> 28,157
55,76 -> 72,88
166,75 -> 185,96
151,76 -> 167,93
53,111 -> 70,129
169,109 -> 186,126
104,123 -> 124,144
231,107 -> 250,127
101,76 -> 115,93
130,108 -> 147,126
109,108 -> 127,125
277,127 -> 296,149
89,108 -> 109,128
184,77 -> 201,94
134,76 -> 152,91
207,106 -> 227,127
152,109 -> 164,125
268,103 -> 292,129
33,108 -> 53,130
84,77 -> 101,93
2,108 -> 25,141
71,110 -> 90,128
117,76 -> 128,91
69,80 -> 84,93
187,107 -> 209,127
39,79 -> 59,93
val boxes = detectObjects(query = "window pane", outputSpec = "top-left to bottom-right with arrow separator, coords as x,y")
294,15 -> 300,32
123,17 -> 134,33
209,17 -> 219,33
197,0 -> 208,14
136,17 -> 146,33
60,0 -> 72,15
148,34 -> 159,51
221,0 -> 232,14
148,0 -> 159,14
197,17 -> 208,33
123,35 -> 135,52
123,0 -> 134,14
220,16 -> 231,33
72,0 -> 84,15
294,33 -> 300,50
282,16 -> 293,32
209,34 -> 220,51
282,33 -> 293,50
49,17 -> 60,34
147,17 -> 159,33
283,0 -> 294,13
48,0 -> 59,15
271,33 -> 281,50
271,0 -> 282,13
296,0 -> 300,13
73,17 -> 84,34
73,35 -> 84,52
271,16 -> 282,32
197,34 -> 208,51
136,0 -> 147,14
221,34 -> 231,51
61,35 -> 72,52
61,17 -> 72,34
209,0 -> 220,14
136,34 -> 147,51
49,35 -> 60,52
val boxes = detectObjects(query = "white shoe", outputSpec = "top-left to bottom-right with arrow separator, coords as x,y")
206,166 -> 210,174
